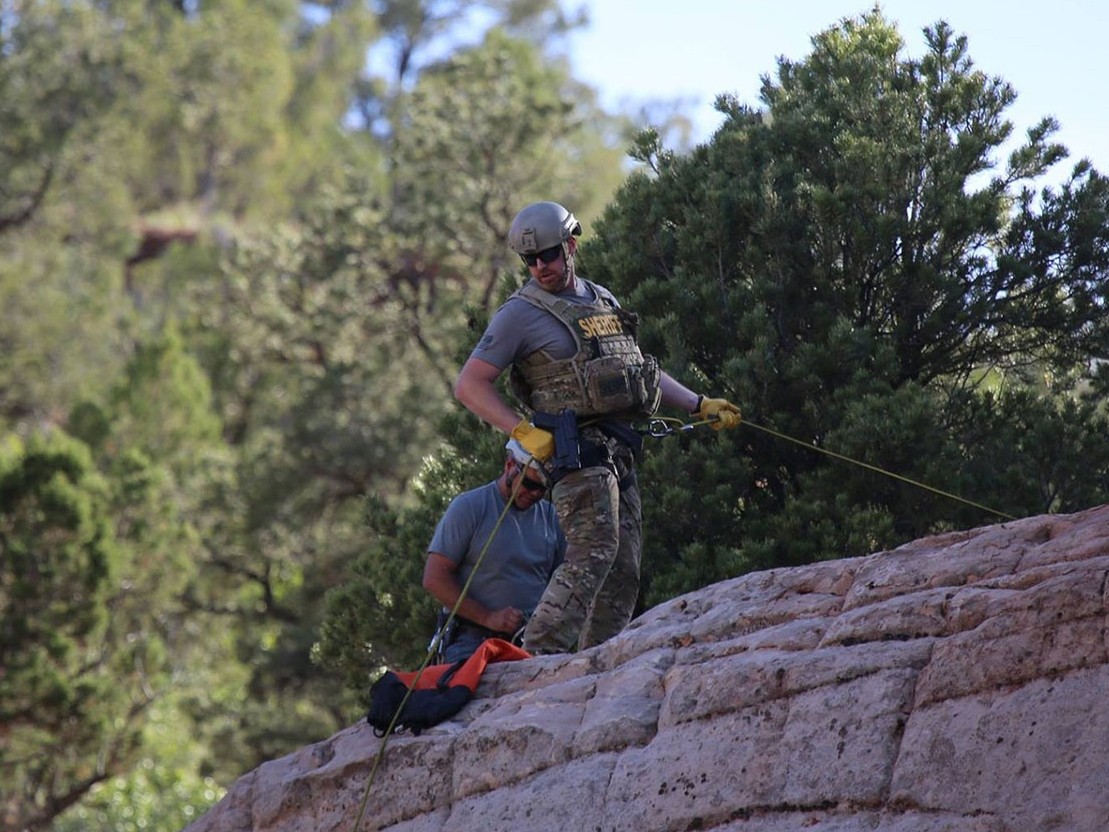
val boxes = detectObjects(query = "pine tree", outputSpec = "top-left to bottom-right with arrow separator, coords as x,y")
585,11 -> 1109,603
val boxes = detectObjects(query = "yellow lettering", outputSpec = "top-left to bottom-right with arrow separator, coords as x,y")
579,314 -> 623,339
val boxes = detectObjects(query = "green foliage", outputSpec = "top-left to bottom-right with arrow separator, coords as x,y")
315,407 -> 510,691
313,490 -> 445,692
392,28 -> 627,311
0,326 -> 239,829
951,383 -> 1109,515
95,0 -> 379,218
53,697 -> 225,832
0,431 -> 131,831
109,325 -> 222,458
587,9 -> 1109,604
5,0 -> 1106,826
54,766 -> 223,832
0,2 -> 139,425
0,0 -> 128,232
315,294 -> 511,686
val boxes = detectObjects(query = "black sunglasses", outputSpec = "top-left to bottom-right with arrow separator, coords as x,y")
514,464 -> 547,493
520,245 -> 563,267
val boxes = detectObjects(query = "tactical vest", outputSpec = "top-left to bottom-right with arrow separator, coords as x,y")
509,279 -> 661,419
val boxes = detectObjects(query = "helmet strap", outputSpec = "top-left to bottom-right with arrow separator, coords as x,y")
559,241 -> 573,283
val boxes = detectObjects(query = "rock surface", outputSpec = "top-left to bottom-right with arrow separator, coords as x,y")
185,504 -> 1109,832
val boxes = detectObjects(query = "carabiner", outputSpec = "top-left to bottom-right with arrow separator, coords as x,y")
643,417 -> 703,438
645,418 -> 677,437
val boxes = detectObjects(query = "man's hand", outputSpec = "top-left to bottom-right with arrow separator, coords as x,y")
695,396 -> 742,430
511,418 -> 555,462
485,606 -> 525,635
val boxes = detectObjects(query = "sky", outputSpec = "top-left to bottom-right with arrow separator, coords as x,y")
564,0 -> 1108,177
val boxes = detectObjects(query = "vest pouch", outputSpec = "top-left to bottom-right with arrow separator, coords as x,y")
583,354 -> 661,415
632,354 -> 662,415
583,355 -> 637,413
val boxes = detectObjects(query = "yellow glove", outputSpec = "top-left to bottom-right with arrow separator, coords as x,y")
510,419 -> 555,462
695,396 -> 742,430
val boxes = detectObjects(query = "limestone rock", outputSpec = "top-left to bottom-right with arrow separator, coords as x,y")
184,504 -> 1109,832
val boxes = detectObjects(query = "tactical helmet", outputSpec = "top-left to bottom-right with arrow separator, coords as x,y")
507,201 -> 582,255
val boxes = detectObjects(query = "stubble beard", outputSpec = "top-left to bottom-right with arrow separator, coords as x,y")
537,258 -> 573,294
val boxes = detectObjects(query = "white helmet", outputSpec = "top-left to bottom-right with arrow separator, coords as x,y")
505,439 -> 548,485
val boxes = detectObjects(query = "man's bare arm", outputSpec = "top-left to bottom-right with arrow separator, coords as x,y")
422,553 -> 522,632
454,356 -> 520,434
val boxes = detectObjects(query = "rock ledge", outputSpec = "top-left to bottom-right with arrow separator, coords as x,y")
186,504 -> 1109,832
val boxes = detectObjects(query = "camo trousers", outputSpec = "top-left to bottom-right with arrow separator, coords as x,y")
521,432 -> 642,654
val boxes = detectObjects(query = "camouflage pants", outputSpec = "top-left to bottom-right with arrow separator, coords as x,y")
522,431 -> 642,655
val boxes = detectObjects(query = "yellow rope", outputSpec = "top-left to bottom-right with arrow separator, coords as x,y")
351,468 -> 528,831
741,420 -> 1016,521
645,414 -> 1015,520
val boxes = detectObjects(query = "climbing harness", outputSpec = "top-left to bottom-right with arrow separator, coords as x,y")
427,610 -> 459,664
637,415 -> 1015,521
428,607 -> 529,664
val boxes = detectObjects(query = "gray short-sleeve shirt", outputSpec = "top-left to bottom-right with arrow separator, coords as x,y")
428,481 -> 566,614
470,277 -> 621,370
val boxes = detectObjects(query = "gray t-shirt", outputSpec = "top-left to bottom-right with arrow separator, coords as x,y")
471,277 -> 622,370
428,481 -> 566,614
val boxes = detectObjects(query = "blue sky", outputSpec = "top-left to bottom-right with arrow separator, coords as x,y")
564,1 -> 1108,178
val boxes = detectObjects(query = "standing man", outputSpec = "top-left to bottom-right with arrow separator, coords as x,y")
454,201 -> 741,655
423,442 -> 566,663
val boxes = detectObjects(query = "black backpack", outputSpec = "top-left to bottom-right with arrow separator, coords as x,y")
365,662 -> 472,737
